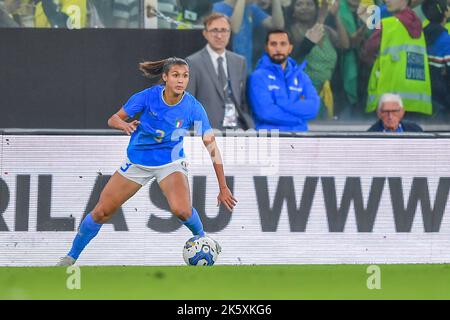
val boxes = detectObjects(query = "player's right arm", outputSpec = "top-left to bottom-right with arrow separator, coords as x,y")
107,108 -> 140,136
109,90 -> 147,135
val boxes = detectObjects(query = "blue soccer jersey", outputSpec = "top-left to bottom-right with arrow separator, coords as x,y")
122,85 -> 213,166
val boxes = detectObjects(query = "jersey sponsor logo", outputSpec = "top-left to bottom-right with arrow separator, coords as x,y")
268,85 -> 280,91
406,52 -> 425,81
120,162 -> 132,173
289,86 -> 303,93
268,75 -> 276,80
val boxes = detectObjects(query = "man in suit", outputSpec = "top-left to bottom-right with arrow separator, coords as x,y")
186,13 -> 252,130
368,93 -> 424,132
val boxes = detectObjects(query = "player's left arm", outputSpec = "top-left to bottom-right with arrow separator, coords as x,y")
202,132 -> 238,212
193,101 -> 237,211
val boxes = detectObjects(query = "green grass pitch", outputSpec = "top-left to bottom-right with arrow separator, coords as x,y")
1,264 -> 450,300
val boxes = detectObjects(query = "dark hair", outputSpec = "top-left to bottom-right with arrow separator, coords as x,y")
290,0 -> 320,23
265,29 -> 292,44
139,57 -> 188,79
202,12 -> 231,29
422,0 -> 447,23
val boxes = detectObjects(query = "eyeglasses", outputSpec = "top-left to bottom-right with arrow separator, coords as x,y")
206,28 -> 231,35
380,109 -> 401,115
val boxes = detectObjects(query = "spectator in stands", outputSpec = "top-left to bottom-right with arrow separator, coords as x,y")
367,93 -> 424,132
186,13 -> 251,130
213,0 -> 285,73
422,0 -> 450,115
377,0 -> 442,23
361,0 -> 432,115
423,0 -> 450,32
248,29 -> 320,131
289,0 -> 350,119
34,0 -> 88,28
0,0 -> 22,27
335,0 -> 373,118
34,0 -> 104,28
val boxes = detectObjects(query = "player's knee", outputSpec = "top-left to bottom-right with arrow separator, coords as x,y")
92,203 -> 115,223
172,206 -> 192,221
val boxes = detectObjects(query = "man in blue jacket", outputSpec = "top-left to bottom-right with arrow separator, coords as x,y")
248,29 -> 320,132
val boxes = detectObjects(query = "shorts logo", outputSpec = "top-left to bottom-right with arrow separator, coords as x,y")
120,162 -> 132,172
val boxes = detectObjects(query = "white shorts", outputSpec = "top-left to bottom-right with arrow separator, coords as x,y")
117,158 -> 189,186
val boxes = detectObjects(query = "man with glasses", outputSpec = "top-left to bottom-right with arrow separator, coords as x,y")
367,93 -> 424,132
186,13 -> 252,130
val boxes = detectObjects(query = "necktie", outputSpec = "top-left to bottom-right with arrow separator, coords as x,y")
217,56 -> 227,91
217,57 -> 238,127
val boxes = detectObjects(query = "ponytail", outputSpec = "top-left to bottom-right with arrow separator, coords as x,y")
139,57 -> 189,80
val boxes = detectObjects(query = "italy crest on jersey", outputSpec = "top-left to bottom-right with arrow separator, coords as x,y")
175,120 -> 183,128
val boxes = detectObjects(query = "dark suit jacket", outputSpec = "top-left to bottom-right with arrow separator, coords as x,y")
186,47 -> 253,130
367,120 -> 424,132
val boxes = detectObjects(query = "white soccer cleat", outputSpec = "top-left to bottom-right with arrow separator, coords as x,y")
56,256 -> 76,266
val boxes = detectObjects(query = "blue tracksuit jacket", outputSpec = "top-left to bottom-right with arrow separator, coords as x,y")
248,54 -> 320,131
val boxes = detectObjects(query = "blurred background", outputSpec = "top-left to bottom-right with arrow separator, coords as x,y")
1,0 -> 449,131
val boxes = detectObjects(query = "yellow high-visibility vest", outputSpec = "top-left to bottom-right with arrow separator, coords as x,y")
35,0 -> 87,29
367,16 -> 432,114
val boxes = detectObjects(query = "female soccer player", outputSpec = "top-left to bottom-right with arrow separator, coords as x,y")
58,57 -> 237,266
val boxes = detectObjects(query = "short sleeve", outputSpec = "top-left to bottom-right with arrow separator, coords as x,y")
251,5 -> 269,26
122,90 -> 147,118
191,101 -> 213,136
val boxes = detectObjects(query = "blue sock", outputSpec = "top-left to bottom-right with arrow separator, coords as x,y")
67,213 -> 102,260
181,208 -> 205,237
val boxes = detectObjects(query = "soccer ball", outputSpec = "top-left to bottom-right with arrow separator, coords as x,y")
183,235 -> 220,266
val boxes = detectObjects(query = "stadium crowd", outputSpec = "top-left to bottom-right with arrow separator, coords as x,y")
1,0 -> 449,132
